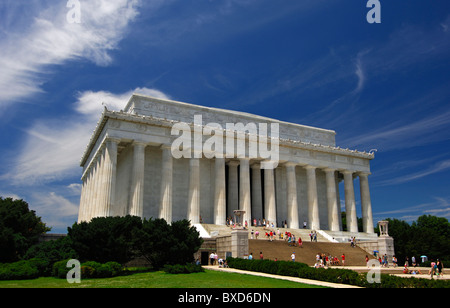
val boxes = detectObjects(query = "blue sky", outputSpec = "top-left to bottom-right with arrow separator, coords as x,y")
0,0 -> 449,233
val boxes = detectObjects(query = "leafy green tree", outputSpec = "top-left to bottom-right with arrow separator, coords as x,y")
168,219 -> 203,265
68,215 -> 143,264
133,218 -> 203,269
24,236 -> 78,265
411,215 -> 450,261
381,215 -> 450,264
0,197 -> 51,262
132,217 -> 174,269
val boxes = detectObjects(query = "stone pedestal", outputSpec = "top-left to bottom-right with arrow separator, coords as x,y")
231,229 -> 249,258
377,220 -> 395,259
378,236 -> 395,260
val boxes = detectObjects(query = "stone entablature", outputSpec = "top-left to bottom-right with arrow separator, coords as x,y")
78,94 -> 375,235
124,95 -> 336,146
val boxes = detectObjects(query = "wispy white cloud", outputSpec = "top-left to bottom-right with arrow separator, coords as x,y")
377,160 -> 450,186
373,196 -> 450,222
30,190 -> 80,230
3,87 -> 170,185
0,0 -> 142,110
341,109 -> 450,151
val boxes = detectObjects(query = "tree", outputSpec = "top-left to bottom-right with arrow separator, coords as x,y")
411,215 -> 450,261
380,215 -> 450,264
133,218 -> 203,269
168,219 -> 203,265
0,197 -> 51,262
68,215 -> 143,264
133,217 -> 174,269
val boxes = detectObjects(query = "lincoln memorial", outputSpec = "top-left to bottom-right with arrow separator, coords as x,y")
77,94 -> 376,238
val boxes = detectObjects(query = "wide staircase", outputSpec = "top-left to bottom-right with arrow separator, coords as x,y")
200,224 -> 374,266
201,224 -> 328,242
249,240 -> 371,266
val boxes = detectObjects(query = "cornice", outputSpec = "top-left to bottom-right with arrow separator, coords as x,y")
80,109 -> 374,167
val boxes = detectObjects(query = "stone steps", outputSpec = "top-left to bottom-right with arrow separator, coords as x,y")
248,239 -> 373,266
201,224 -> 328,242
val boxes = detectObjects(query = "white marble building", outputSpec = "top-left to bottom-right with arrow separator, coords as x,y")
78,94 -> 375,234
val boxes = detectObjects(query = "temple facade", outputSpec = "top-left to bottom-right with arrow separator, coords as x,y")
78,94 -> 375,234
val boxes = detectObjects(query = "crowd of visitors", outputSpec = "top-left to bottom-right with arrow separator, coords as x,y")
313,253 -> 345,268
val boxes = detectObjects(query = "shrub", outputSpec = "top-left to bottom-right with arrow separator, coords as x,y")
51,260 -> 124,279
0,260 -> 40,280
68,216 -> 143,264
226,257 -> 450,288
80,265 -> 95,278
27,258 -> 51,277
24,236 -> 77,266
52,259 -> 72,279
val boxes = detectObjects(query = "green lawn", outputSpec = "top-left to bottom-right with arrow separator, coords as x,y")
0,269 -> 326,288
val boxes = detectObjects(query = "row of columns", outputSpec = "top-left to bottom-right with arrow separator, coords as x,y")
224,160 -> 374,234
79,139 -> 374,234
79,138 -> 119,221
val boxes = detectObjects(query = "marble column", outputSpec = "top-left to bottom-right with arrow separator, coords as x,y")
214,157 -> 226,225
343,170 -> 358,232
227,160 -> 239,218
336,172 -> 343,231
129,142 -> 146,218
78,176 -> 88,222
187,157 -> 200,224
251,163 -> 263,223
264,166 -> 277,227
159,145 -> 173,222
239,158 -> 251,226
92,150 -> 103,218
285,162 -> 299,229
324,168 -> 340,231
359,172 -> 374,233
100,138 -> 119,217
305,165 -> 320,230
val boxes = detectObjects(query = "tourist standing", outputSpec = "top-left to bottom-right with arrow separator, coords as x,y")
437,259 -> 444,278
392,255 -> 397,267
430,260 -> 436,279
341,254 -> 345,266
210,252 -> 215,265
291,252 -> 296,262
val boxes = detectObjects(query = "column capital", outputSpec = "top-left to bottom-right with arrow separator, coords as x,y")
284,162 -> 297,168
250,162 -> 261,169
304,165 -> 317,170
322,167 -> 336,173
357,171 -> 372,177
105,137 -> 121,144
132,140 -> 148,147
227,160 -> 240,167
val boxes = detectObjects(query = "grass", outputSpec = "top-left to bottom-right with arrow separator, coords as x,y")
0,269 -> 326,288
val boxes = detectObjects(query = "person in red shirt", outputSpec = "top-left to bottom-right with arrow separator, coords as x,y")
341,254 -> 345,266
